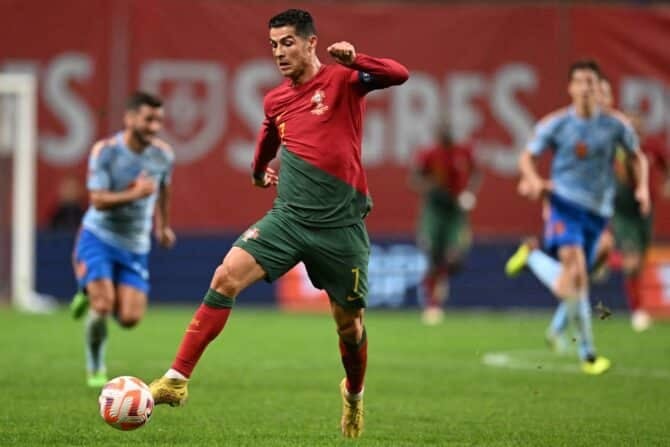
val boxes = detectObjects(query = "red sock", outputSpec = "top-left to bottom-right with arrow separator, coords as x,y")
424,273 -> 438,308
172,303 -> 232,378
339,330 -> 367,395
624,275 -> 641,311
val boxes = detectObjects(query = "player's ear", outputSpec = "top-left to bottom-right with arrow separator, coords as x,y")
308,35 -> 317,51
123,110 -> 134,127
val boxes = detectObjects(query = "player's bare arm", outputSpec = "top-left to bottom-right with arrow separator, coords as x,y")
517,150 -> 553,201
90,171 -> 156,210
630,149 -> 651,215
154,182 -> 176,248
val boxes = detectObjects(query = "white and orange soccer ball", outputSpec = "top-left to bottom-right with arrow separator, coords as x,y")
98,376 -> 154,431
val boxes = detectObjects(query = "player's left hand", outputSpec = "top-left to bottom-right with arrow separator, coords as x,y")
457,190 -> 477,211
252,167 -> 278,188
327,42 -> 356,66
635,186 -> 651,216
155,226 -> 177,248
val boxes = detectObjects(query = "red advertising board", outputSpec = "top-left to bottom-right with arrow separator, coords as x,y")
1,1 -> 668,236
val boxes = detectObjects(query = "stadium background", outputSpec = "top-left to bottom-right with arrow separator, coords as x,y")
2,0 -> 669,310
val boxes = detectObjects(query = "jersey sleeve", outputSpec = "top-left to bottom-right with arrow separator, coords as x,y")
617,119 -> 639,154
527,115 -> 559,155
251,95 -> 281,178
86,144 -> 111,191
162,150 -> 176,186
348,53 -> 409,95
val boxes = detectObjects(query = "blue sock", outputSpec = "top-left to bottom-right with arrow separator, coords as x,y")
527,250 -> 561,292
564,293 -> 595,360
549,302 -> 568,335
575,293 -> 595,360
85,310 -> 107,373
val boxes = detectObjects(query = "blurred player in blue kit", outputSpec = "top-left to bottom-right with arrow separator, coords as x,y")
506,60 -> 649,375
70,91 -> 176,387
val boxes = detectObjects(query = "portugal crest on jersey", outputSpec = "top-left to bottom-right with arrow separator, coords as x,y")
310,90 -> 329,115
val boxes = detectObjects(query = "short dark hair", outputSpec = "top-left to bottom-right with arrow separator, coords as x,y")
568,59 -> 602,81
268,9 -> 316,38
126,91 -> 162,111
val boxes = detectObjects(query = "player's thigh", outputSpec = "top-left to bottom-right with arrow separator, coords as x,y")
544,199 -> 584,254
304,222 -> 370,310
612,213 -> 644,255
212,247 -> 269,295
446,210 -> 471,257
640,213 -> 654,253
418,206 -> 448,264
115,284 -> 147,326
581,215 -> 608,268
232,211 -> 303,282
73,229 -> 116,311
113,248 -> 150,324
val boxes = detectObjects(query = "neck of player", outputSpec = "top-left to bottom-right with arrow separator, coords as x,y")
124,130 -> 149,153
291,58 -> 322,86
575,101 -> 597,119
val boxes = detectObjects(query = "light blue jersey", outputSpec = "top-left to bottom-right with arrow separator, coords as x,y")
82,132 -> 174,254
528,107 -> 638,217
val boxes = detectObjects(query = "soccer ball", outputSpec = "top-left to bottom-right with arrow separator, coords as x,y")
98,376 -> 154,430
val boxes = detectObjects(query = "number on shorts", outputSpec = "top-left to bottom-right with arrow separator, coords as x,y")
351,267 -> 360,293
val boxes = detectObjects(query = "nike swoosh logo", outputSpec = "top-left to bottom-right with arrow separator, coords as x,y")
346,296 -> 359,302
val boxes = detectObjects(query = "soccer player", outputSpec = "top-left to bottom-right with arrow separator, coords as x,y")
505,60 -> 649,375
612,111 -> 670,331
70,91 -> 176,387
409,119 -> 481,325
147,9 -> 408,438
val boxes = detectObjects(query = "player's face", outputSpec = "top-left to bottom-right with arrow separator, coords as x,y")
598,79 -> 613,109
269,26 -> 316,79
568,69 -> 599,109
126,105 -> 164,146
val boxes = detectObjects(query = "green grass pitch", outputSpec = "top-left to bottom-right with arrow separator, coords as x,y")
1,307 -> 669,446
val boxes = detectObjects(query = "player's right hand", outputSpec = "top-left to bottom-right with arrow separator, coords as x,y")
132,171 -> 157,198
518,176 -> 552,201
252,167 -> 278,188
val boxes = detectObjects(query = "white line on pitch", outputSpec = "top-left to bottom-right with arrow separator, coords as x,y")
482,350 -> 670,379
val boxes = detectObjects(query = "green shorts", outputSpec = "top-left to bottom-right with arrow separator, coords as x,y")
417,203 -> 471,267
611,211 -> 653,254
233,209 -> 370,309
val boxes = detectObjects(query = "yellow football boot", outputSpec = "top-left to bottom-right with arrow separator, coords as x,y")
149,376 -> 189,407
581,356 -> 612,375
340,378 -> 364,438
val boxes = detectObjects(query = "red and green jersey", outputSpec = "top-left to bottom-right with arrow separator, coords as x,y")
614,135 -> 668,210
252,54 -> 408,227
413,142 -> 476,207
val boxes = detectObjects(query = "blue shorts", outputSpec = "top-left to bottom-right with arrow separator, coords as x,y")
73,229 -> 150,294
544,194 -> 608,268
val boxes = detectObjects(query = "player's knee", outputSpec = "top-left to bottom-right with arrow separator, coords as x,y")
117,316 -> 141,329
337,318 -> 364,344
622,253 -> 642,276
89,294 -> 114,315
211,264 -> 242,297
